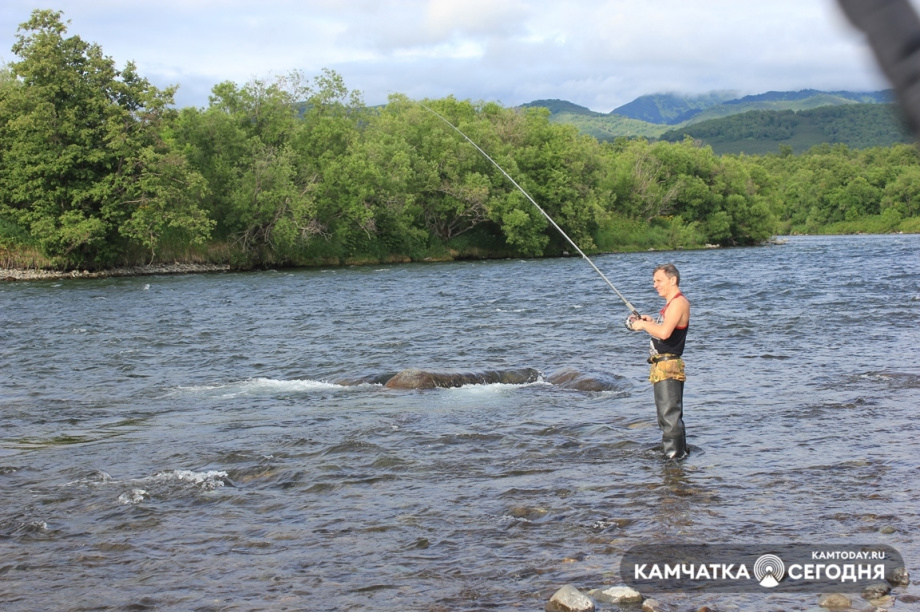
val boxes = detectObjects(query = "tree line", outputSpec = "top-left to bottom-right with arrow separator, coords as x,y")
659,105 -> 914,152
1,10 -> 919,271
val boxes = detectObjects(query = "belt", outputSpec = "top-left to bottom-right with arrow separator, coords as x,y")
648,353 -> 681,364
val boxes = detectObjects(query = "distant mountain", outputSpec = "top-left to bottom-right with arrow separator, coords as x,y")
604,89 -> 896,125
522,89 -> 912,153
657,104 -> 913,155
610,91 -> 738,125
724,89 -> 894,106
523,99 -> 601,117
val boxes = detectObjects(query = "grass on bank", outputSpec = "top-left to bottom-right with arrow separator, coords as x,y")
595,215 -> 707,252
4,213 -> 919,273
786,211 -> 920,236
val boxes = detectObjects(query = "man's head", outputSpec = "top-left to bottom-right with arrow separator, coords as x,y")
653,263 -> 680,286
652,263 -> 681,299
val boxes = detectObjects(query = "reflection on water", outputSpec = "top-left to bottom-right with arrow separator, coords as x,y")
1,234 -> 919,610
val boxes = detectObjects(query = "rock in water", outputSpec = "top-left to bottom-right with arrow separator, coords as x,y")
818,593 -> 851,608
332,373 -> 398,386
862,582 -> 891,600
641,599 -> 663,612
545,367 -> 623,391
497,368 -> 542,385
888,566 -> 910,585
545,585 -> 595,612
383,367 -> 540,389
588,585 -> 643,604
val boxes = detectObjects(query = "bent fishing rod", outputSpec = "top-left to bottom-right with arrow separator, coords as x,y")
421,103 -> 641,320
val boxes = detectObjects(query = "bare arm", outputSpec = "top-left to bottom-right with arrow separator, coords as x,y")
630,296 -> 689,340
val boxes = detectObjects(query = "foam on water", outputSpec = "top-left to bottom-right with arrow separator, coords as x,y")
179,377 -> 345,398
149,469 -> 228,490
442,380 -> 546,394
118,488 -> 148,505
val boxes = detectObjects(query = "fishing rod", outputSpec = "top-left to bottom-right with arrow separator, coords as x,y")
421,103 -> 641,320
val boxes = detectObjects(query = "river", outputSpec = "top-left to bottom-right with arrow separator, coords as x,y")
1,234 -> 918,610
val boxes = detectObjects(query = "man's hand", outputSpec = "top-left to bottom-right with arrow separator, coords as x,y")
626,314 -> 654,331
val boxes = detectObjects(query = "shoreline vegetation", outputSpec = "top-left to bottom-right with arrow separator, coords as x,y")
1,229 -> 907,282
3,10 -> 920,283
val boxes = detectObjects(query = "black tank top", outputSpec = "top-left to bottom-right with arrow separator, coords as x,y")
651,294 -> 689,356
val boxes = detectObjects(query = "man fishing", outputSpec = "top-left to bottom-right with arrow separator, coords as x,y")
627,264 -> 689,460
424,105 -> 689,459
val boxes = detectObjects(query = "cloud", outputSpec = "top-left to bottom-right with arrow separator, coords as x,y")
0,0 -> 894,112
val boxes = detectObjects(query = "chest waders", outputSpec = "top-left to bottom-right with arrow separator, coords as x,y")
653,374 -> 687,460
649,299 -> 688,461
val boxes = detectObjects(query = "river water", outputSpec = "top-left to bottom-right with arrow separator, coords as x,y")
1,234 -> 918,611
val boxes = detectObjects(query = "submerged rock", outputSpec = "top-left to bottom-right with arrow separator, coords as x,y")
508,506 -> 549,521
863,582 -> 891,600
641,598 -> 663,612
545,585 -> 594,612
332,373 -> 398,386
818,593 -> 851,608
587,585 -> 642,604
335,366 -> 624,391
384,367 -> 540,389
545,367 -> 623,392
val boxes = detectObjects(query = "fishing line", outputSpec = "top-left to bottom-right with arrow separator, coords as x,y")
421,103 -> 641,318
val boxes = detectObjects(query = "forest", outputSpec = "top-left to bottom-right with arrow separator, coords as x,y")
2,10 -> 920,271
658,105 -> 914,154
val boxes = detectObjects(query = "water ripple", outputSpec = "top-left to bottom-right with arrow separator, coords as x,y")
1,235 -> 919,610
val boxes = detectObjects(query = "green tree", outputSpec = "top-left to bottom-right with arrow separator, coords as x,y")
883,164 -> 920,217
0,9 -> 212,266
376,96 -> 491,244
175,70 -> 358,262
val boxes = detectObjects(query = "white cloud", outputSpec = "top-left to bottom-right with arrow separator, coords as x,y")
0,0 -> 898,111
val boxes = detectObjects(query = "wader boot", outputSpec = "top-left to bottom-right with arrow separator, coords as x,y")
654,378 -> 687,460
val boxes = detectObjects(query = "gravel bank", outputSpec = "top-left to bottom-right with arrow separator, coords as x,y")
1,263 -> 233,281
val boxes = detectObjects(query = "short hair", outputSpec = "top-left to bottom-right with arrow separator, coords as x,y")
654,263 -> 680,285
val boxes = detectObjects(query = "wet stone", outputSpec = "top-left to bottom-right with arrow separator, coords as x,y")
545,585 -> 595,612
862,582 -> 891,600
587,586 -> 642,604
384,367 -> 541,389
868,595 -> 894,608
544,367 -> 624,391
818,593 -> 852,608
641,598 -> 663,612
509,506 -> 549,521
888,566 -> 910,585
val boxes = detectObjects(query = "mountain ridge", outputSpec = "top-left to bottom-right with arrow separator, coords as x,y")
522,89 -> 895,124
521,89 -> 912,154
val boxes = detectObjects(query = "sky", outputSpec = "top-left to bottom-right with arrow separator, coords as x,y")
0,0 -> 902,113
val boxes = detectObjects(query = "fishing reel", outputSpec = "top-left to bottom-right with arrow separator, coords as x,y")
625,313 -> 641,331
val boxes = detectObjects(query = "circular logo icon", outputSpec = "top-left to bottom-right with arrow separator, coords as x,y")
753,554 -> 785,588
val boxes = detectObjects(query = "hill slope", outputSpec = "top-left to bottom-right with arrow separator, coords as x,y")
522,89 -> 913,153
659,104 -> 913,155
610,91 -> 739,124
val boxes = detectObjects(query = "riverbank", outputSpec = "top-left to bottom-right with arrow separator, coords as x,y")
0,232 -> 874,282
1,262 -> 232,281
0,243 -> 771,282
